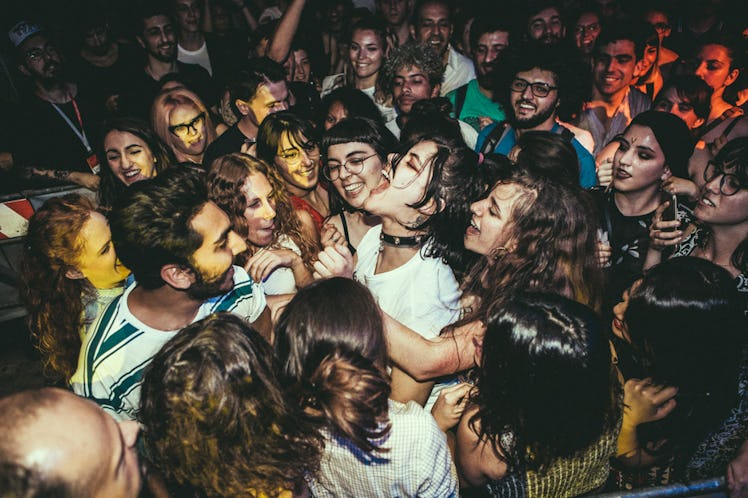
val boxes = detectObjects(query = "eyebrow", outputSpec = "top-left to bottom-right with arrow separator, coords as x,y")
635,145 -> 656,154
97,239 -> 111,254
214,226 -> 232,246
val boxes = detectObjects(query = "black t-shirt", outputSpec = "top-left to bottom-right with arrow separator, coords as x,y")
72,43 -> 142,115
202,122 -> 252,169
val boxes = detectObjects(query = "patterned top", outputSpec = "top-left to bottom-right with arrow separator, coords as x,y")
307,400 -> 458,497
70,266 -> 265,421
486,427 -> 620,498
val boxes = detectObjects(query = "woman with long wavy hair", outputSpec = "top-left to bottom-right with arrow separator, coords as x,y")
274,277 -> 458,497
19,194 -> 130,381
207,153 -> 319,293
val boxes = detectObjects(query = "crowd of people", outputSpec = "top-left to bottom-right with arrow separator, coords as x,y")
1,0 -> 748,496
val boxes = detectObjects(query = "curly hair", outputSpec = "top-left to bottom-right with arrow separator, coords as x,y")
139,313 -> 322,497
109,168 -> 208,289
462,170 -> 604,313
274,278 -> 391,455
470,293 -> 621,472
151,87 -> 217,163
207,153 -> 318,268
377,42 -> 444,99
98,117 -> 174,209
18,194 -> 96,380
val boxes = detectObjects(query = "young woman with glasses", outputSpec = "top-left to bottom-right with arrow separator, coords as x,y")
151,86 -> 217,165
319,117 -> 397,254
256,112 -> 329,235
646,137 -> 748,310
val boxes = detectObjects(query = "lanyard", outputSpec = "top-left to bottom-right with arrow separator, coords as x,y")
50,96 -> 92,153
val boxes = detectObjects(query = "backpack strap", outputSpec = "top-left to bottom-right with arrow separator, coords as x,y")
479,121 -> 508,155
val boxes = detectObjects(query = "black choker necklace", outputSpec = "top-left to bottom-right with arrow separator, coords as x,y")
379,231 -> 423,248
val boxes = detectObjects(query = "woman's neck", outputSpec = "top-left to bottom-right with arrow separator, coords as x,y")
288,184 -> 328,216
699,223 -> 748,275
709,91 -> 732,122
355,74 -> 377,91
614,187 -> 662,216
375,219 -> 423,274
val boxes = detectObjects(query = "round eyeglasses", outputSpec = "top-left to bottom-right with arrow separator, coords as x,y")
704,160 -> 744,196
510,78 -> 558,98
323,153 -> 377,181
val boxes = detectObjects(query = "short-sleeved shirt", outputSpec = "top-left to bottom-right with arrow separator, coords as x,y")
446,79 -> 505,132
70,266 -> 265,421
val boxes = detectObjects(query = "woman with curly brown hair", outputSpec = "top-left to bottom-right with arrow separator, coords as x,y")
274,277 -> 458,497
19,194 -> 130,381
139,312 -> 322,497
207,153 -> 318,294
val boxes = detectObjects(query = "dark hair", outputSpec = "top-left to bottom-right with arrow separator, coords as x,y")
321,117 -> 398,215
0,390 -> 74,498
379,42 -> 445,95
346,15 -> 388,47
656,75 -> 713,122
134,0 -> 173,38
470,17 -> 512,52
256,111 -> 320,166
462,169 -> 604,313
594,24 -> 644,61
628,110 -> 694,180
412,0 -> 453,24
229,58 -> 287,116
207,153 -> 318,267
139,313 -> 322,496
513,131 -> 580,186
317,87 -> 384,129
109,168 -> 208,289
99,117 -> 174,208
624,257 -> 744,460
698,35 -> 745,73
19,194 -> 96,381
470,293 -> 620,471
274,278 -> 391,455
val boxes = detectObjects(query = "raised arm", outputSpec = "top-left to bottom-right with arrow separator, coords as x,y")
266,0 -> 306,64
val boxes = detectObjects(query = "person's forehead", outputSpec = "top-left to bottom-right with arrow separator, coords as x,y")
478,30 -> 509,45
19,33 -> 50,52
645,10 -> 668,23
530,6 -> 561,21
192,201 -> 230,238
395,64 -> 426,77
144,15 -> 171,31
577,12 -> 599,25
516,67 -> 557,83
698,44 -> 730,62
601,39 -> 635,56
256,80 -> 287,101
419,2 -> 449,21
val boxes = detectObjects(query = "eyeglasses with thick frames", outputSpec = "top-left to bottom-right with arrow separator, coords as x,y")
324,153 -> 377,181
168,112 -> 205,137
510,78 -> 558,98
704,160 -> 744,196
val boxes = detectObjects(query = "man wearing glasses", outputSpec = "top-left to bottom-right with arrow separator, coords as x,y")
475,44 -> 598,188
7,20 -> 102,190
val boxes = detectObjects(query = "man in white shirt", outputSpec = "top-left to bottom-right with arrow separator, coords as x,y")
409,0 -> 474,96
71,168 -> 270,420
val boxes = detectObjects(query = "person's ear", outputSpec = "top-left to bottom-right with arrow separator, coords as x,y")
692,116 -> 706,129
64,267 -> 85,280
725,68 -> 740,88
160,264 -> 194,290
430,83 -> 441,98
234,98 -> 251,117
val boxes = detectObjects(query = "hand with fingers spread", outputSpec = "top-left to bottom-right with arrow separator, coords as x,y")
244,248 -> 299,283
623,378 -> 678,428
320,223 -> 345,248
313,243 -> 354,279
661,176 -> 699,202
431,382 -> 473,432
648,200 -> 684,252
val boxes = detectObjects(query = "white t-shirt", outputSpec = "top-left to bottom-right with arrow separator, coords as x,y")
261,234 -> 301,295
178,41 -> 212,75
71,266 -> 266,421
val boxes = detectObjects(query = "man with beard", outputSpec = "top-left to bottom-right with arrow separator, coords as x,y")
71,168 -> 270,421
0,388 -> 142,498
524,1 -> 566,46
576,25 -> 650,155
446,18 -> 509,132
376,0 -> 413,48
409,0 -> 474,96
118,3 -> 215,119
476,45 -> 597,188
8,21 -> 102,190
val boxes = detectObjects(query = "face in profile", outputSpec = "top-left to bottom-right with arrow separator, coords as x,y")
326,141 -> 386,210
363,140 -> 437,221
612,124 -> 669,194
104,130 -> 157,185
693,43 -> 738,93
464,182 -> 529,256
70,211 -> 131,289
169,104 -> 207,156
241,172 -> 278,248
274,132 -> 321,192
